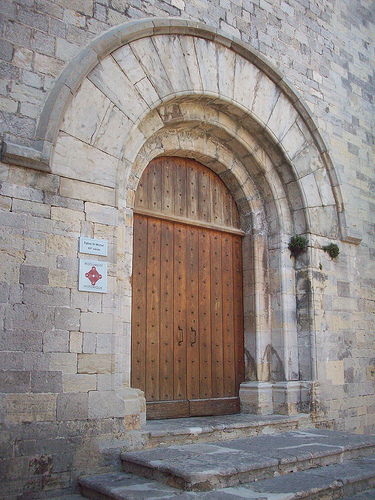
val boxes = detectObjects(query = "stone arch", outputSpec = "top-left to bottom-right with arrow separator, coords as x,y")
3,19 -> 349,416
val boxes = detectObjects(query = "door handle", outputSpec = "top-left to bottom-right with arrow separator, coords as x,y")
190,326 -> 197,346
178,326 -> 184,346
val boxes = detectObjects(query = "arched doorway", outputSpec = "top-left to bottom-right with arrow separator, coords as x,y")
131,157 -> 245,419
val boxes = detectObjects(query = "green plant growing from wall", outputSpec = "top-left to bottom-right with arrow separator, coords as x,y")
288,235 -> 308,258
322,243 -> 340,259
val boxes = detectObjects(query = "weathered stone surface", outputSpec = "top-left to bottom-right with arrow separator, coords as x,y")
30,371 -> 62,393
6,394 -> 57,423
77,353 -> 113,374
59,177 -> 116,206
56,392 -> 88,421
53,134 -> 118,188
120,430 -> 375,492
19,265 -> 49,285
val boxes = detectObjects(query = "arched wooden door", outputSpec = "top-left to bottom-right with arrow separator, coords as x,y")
131,157 -> 244,419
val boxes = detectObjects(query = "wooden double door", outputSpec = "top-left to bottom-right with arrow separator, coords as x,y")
131,157 -> 244,419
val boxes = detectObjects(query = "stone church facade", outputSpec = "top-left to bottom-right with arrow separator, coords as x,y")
0,0 -> 374,497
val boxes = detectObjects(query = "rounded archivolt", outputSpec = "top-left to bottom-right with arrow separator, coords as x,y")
1,18 -> 345,241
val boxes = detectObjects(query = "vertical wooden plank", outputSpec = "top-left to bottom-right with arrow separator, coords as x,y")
233,235 -> 245,389
186,159 -> 199,221
198,228 -> 212,399
198,165 -> 211,222
174,158 -> 187,218
145,217 -> 161,401
186,226 -> 199,400
131,214 -> 148,393
162,156 -> 175,216
223,187 -> 233,228
210,230 -> 224,398
148,158 -> 162,213
159,220 -> 174,400
212,180 -> 224,227
173,222 -> 187,400
134,168 -> 149,210
222,233 -> 236,397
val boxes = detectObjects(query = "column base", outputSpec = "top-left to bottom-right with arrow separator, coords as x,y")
239,381 -> 313,416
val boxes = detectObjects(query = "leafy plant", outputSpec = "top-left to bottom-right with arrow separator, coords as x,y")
322,243 -> 340,259
288,235 -> 308,258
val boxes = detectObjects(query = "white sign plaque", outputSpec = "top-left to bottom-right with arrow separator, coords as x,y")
79,237 -> 108,256
78,259 -> 107,293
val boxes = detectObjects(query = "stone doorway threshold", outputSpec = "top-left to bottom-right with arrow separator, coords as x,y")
135,412 -> 315,450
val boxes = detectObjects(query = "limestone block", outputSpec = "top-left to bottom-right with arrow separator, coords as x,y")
77,354 -> 113,374
62,373 -> 96,393
153,35 -> 191,93
85,202 -> 118,226
53,134 -> 118,188
43,329 -> 69,353
233,56 -> 260,112
88,56 -> 148,123
0,195 -> 11,211
6,394 -> 57,423
309,206 -> 339,239
12,197 -> 51,218
239,381 -> 273,415
93,104 -> 133,158
300,173 -> 322,208
252,73 -> 280,126
69,332 -> 82,353
82,333 -> 96,354
7,166 -> 57,194
134,77 -> 160,108
61,79 -> 111,145
194,37 -> 218,94
88,388 -> 142,419
280,120 -> 309,161
51,207 -> 85,233
60,178 -> 115,207
0,249 -> 23,284
22,285 -> 71,308
0,371 -> 30,393
112,44 -> 147,86
97,373 -> 112,391
130,37 -> 173,99
12,47 -> 33,70
326,360 -> 344,385
30,371 -> 62,393
80,313 -> 113,334
20,265 -> 49,286
49,353 -> 77,374
88,390 -> 124,419
56,392 -> 88,421
7,302 -> 53,334
314,167 -> 336,206
48,268 -> 69,288
46,234 -> 77,256
179,36 -> 203,92
217,43 -> 235,99
267,93 -> 298,142
96,334 -> 113,354
293,143 -> 325,179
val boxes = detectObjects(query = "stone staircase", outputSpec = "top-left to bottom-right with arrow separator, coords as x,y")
77,414 -> 375,499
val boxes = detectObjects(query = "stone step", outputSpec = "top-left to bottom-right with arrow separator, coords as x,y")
120,429 -> 375,491
78,455 -> 375,499
124,413 -> 315,452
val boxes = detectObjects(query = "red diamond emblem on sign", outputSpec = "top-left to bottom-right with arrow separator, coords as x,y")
85,266 -> 102,286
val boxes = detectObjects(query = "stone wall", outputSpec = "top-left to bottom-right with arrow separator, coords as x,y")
0,1 -> 374,498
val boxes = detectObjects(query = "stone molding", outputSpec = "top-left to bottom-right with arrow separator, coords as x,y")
0,17 -> 357,241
